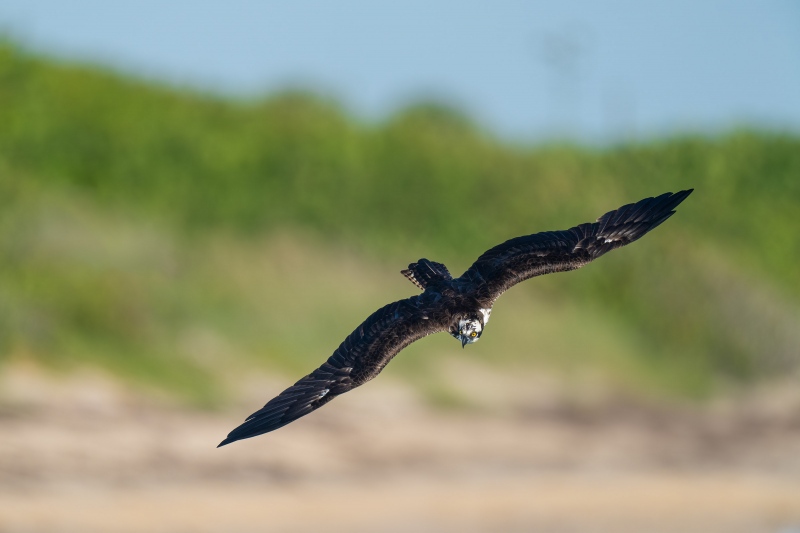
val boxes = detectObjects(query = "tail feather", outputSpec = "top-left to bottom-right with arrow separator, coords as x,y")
401,258 -> 452,291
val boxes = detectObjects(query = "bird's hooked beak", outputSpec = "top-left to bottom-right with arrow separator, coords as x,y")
461,336 -> 468,349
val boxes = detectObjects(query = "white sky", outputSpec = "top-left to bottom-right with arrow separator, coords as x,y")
2,0 -> 799,141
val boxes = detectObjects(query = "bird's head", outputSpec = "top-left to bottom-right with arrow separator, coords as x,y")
452,316 -> 483,348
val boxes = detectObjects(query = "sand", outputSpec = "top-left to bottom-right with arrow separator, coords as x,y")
1,368 -> 800,532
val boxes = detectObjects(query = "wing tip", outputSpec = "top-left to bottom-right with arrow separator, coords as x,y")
217,436 -> 236,448
660,188 -> 694,217
673,188 -> 694,202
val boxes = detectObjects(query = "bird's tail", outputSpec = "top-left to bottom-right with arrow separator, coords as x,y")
401,259 -> 452,290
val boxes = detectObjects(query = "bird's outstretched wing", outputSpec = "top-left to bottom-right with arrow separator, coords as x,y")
462,190 -> 693,305
218,295 -> 448,446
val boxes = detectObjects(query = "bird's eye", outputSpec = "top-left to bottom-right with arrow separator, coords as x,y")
470,332 -> 477,337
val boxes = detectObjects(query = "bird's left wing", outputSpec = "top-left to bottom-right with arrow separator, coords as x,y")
462,190 -> 693,305
218,295 -> 448,446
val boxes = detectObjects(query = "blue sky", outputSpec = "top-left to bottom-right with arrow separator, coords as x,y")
2,0 -> 799,141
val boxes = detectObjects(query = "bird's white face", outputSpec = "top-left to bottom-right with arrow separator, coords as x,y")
456,317 -> 483,348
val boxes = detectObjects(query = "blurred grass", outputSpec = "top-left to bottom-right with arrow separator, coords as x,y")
1,41 -> 798,405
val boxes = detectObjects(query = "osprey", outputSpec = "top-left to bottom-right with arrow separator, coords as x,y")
219,190 -> 692,446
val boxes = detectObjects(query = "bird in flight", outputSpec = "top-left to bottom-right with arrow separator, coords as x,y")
218,190 -> 692,446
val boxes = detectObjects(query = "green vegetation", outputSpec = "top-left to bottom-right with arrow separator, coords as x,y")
1,42 -> 798,405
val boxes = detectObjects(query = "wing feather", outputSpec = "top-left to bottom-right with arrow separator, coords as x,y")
218,295 -> 447,446
463,190 -> 692,305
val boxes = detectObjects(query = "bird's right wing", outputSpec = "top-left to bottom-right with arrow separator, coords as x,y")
218,295 -> 448,446
462,190 -> 693,305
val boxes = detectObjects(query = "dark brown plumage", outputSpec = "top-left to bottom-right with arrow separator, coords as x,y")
218,189 -> 692,446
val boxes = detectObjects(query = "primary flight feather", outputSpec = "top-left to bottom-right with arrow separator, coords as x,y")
218,189 -> 693,446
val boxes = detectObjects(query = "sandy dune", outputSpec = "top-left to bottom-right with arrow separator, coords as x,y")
2,368 -> 800,532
